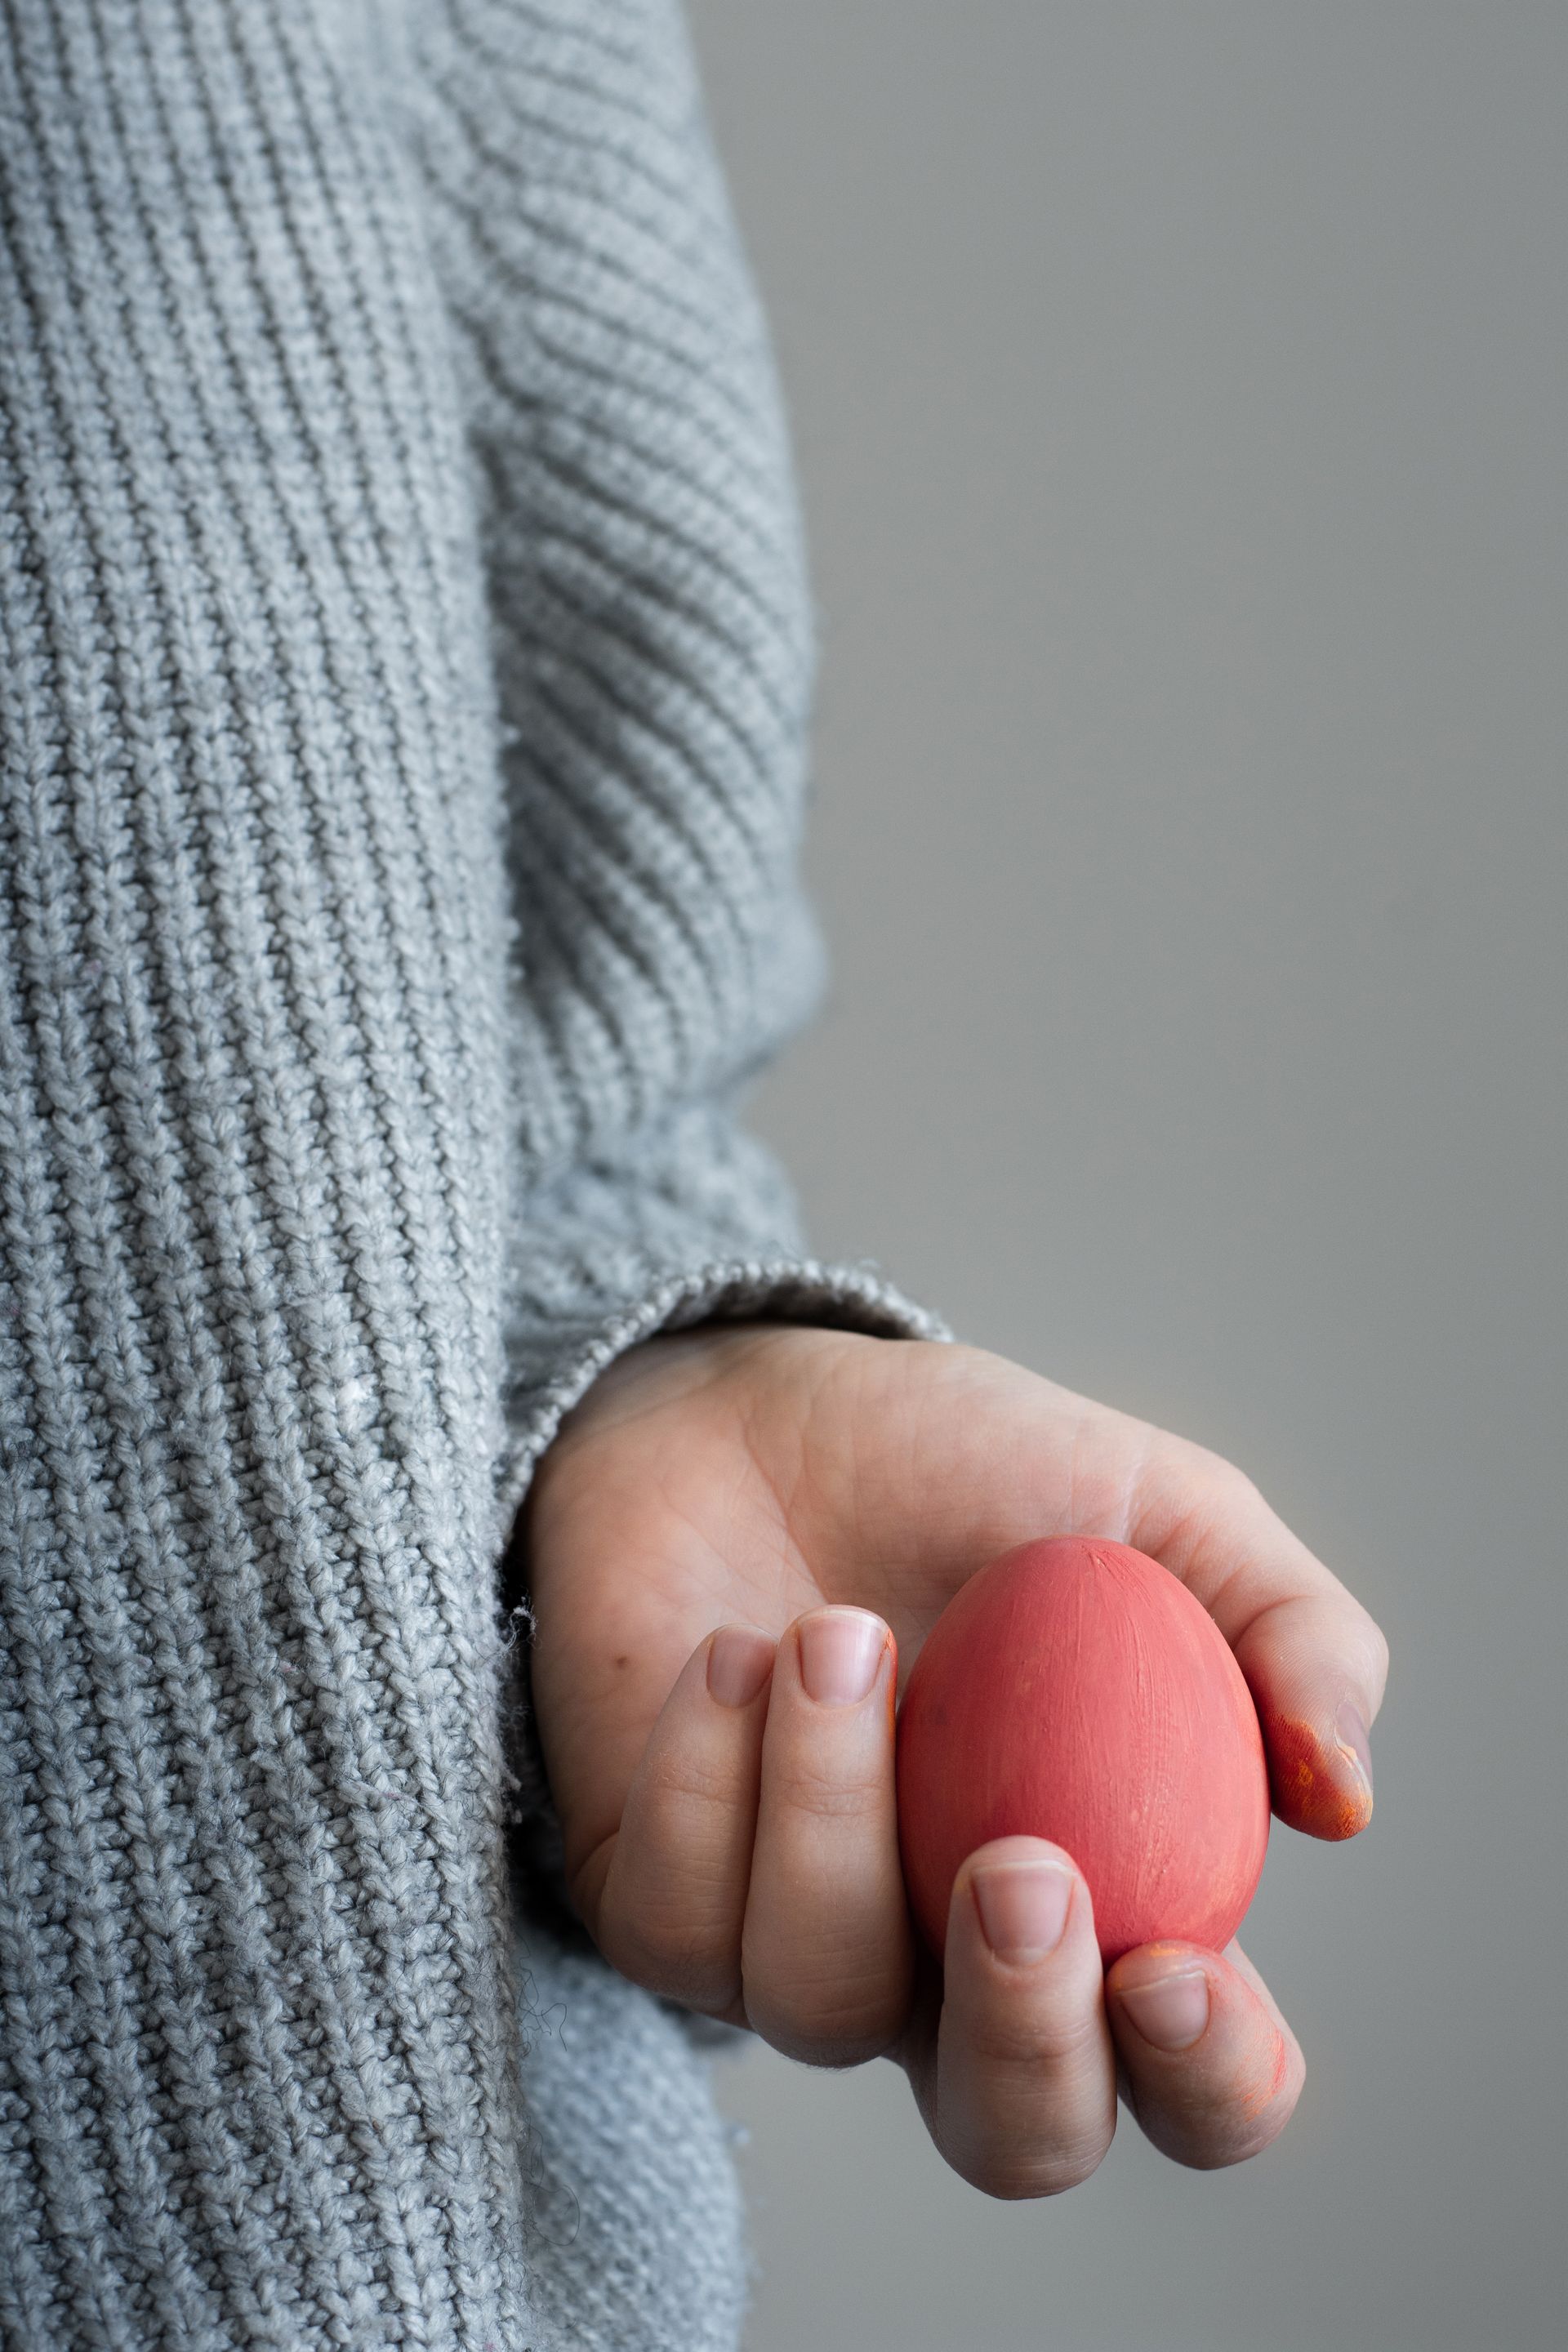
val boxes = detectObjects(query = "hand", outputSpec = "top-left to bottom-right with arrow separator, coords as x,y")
524,1326 -> 1388,2194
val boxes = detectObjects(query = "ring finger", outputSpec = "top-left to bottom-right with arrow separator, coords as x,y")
1107,1936 -> 1305,2168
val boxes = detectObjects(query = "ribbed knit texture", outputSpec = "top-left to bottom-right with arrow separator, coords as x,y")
0,3 -> 943,2345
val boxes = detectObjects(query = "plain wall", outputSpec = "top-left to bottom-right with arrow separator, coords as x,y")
683,5 -> 1567,2350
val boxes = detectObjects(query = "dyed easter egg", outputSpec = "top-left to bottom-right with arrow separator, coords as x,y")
896,1536 -> 1270,1966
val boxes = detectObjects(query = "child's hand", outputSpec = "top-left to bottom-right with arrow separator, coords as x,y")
525,1326 -> 1388,2195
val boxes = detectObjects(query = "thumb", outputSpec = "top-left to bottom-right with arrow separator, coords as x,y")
1231,1592 -> 1384,1840
1128,1440 -> 1389,1842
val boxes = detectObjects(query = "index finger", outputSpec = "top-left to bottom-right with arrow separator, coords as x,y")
1125,1430 -> 1390,1841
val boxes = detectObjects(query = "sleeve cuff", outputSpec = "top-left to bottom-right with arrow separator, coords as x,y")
494,1253 -> 950,1533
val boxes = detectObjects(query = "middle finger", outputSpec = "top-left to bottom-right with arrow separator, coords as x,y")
919,1836 -> 1117,2198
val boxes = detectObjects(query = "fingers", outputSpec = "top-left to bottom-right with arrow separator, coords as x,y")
581,1624 -> 774,2020
591,1610 -> 1305,2195
582,1607 -> 913,2065
904,1838 -> 1117,2199
743,1608 -> 913,2065
899,1846 -> 1304,2195
1129,1433 -> 1391,1839
1107,1935 -> 1304,2169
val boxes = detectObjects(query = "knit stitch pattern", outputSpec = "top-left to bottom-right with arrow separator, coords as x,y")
0,3 -> 940,2345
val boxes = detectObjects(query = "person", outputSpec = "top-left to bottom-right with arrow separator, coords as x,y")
0,2 -> 1388,2345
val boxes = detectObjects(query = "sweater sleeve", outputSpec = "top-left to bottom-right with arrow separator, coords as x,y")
387,0 -> 951,1880
386,0 -> 953,1521
0,3 -> 936,2345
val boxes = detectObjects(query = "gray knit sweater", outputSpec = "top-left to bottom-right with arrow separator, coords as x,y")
0,3 -> 941,2344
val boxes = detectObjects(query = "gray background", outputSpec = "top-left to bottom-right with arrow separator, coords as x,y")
683,5 -> 1567,2350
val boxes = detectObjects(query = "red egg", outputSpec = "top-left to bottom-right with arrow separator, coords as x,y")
896,1536 -> 1270,1966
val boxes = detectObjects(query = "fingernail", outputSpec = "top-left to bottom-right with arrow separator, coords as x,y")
1117,1965 -> 1211,2052
798,1609 -> 886,1706
1334,1699 -> 1374,1801
707,1627 -> 775,1708
972,1860 -> 1074,1962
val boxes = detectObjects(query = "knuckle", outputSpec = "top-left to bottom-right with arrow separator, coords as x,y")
765,2020 -> 900,2070
969,2002 -> 1103,2076
747,1961 -> 908,2069
1364,1613 -> 1392,1682
1179,2109 -> 1287,2172
644,1748 -> 743,1819
1176,1432 -> 1254,1497
768,1749 -> 885,1824
1161,2045 -> 1305,2172
602,1897 -> 731,2003
1217,1459 -> 1265,1514
956,2127 -> 1111,2203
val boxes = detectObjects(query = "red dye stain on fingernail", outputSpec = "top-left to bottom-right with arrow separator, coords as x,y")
1267,1716 -> 1373,1841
